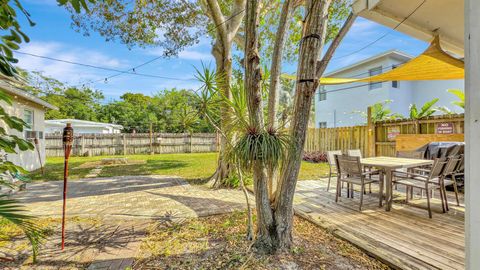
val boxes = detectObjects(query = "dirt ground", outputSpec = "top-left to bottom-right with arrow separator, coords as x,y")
134,211 -> 389,270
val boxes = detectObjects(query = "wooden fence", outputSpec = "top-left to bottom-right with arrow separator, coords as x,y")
47,113 -> 465,158
45,133 -> 218,157
305,113 -> 464,157
373,113 -> 464,157
304,126 -> 369,156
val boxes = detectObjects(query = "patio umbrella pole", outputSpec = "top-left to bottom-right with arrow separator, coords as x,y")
61,123 -> 73,250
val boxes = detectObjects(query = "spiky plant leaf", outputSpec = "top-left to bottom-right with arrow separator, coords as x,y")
0,195 -> 46,261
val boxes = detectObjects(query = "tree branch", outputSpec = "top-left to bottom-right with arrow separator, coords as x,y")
205,0 -> 228,42
226,0 -> 246,42
316,12 -> 357,77
233,33 -> 246,50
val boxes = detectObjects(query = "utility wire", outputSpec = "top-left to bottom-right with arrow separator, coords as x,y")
83,7 -> 247,87
332,0 -> 427,60
15,51 -> 195,82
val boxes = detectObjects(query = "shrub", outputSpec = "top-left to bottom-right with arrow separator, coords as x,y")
302,151 -> 328,163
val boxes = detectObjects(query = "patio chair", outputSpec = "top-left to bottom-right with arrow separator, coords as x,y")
442,155 -> 463,207
347,149 -> 362,158
347,149 -> 375,193
394,151 -> 425,192
392,157 -> 448,218
334,154 -> 382,211
326,150 -> 342,191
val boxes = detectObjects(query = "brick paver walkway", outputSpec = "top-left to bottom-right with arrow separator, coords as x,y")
11,176 -> 250,269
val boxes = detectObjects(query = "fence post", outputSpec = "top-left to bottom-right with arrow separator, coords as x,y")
80,135 -> 85,156
123,134 -> 127,155
367,107 -> 376,157
189,133 -> 193,153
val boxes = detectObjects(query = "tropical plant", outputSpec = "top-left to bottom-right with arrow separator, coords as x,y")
354,100 -> 403,123
409,98 -> 439,119
371,100 -> 404,122
447,89 -> 465,109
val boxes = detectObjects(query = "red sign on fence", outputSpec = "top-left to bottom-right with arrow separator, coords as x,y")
437,122 -> 454,134
387,126 -> 400,141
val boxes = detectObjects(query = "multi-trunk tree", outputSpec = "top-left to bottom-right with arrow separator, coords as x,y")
241,0 -> 356,251
66,0 -> 357,252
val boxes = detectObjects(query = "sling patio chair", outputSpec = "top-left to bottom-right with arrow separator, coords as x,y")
392,157 -> 449,218
441,155 -> 463,208
347,149 -> 376,193
334,154 -> 383,211
326,150 -> 342,191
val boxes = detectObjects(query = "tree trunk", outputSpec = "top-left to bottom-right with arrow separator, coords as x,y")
273,6 -> 357,250
245,0 -> 278,253
203,0 -> 246,188
274,0 -> 332,250
266,0 -> 295,200
267,0 -> 294,131
209,40 -> 233,188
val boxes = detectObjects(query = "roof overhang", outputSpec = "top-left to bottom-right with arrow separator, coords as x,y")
352,0 -> 464,56
0,81 -> 58,110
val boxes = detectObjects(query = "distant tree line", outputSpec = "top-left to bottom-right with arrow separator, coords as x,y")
20,70 -> 219,133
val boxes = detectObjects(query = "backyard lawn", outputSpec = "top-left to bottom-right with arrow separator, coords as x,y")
28,152 -> 330,183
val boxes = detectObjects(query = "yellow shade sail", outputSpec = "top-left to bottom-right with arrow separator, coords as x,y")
282,37 -> 464,85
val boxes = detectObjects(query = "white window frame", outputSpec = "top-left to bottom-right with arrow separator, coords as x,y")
23,109 -> 34,130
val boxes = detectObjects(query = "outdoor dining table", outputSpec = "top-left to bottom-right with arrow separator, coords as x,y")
360,156 -> 434,211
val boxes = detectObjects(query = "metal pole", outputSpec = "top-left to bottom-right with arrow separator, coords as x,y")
34,137 -> 44,175
61,123 -> 73,250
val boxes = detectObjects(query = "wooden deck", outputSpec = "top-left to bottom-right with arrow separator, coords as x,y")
294,179 -> 465,270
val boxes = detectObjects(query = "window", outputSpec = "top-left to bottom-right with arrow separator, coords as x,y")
318,122 -> 327,128
318,86 -> 327,101
23,109 -> 34,130
392,64 -> 399,88
369,66 -> 382,90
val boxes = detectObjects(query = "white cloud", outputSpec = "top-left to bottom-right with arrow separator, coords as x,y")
177,50 -> 214,61
15,41 -> 128,85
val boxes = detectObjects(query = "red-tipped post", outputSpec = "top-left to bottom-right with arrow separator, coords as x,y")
61,123 -> 73,250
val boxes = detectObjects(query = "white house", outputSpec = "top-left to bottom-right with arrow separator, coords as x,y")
45,119 -> 123,134
0,80 -> 57,171
314,50 -> 465,128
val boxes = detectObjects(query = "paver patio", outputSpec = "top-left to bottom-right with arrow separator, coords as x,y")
8,175 -> 251,269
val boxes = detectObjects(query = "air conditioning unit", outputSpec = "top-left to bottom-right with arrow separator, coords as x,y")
25,130 -> 44,140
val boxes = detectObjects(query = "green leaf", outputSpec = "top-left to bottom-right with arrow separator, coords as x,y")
0,90 -> 12,105
418,98 -> 439,118
447,89 -> 465,109
409,104 -> 418,119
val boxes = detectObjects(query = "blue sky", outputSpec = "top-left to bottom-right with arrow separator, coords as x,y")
15,0 -> 429,101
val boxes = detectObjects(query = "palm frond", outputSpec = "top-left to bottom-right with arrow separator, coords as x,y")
0,195 -> 46,261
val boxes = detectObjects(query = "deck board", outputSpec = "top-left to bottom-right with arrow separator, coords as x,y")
294,179 -> 465,270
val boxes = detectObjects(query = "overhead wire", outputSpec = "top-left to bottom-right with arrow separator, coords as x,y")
331,0 -> 427,60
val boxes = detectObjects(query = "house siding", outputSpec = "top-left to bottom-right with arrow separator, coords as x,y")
2,96 -> 47,171
315,52 -> 464,128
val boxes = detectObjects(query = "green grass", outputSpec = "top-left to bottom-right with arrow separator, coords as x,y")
28,152 -> 330,182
